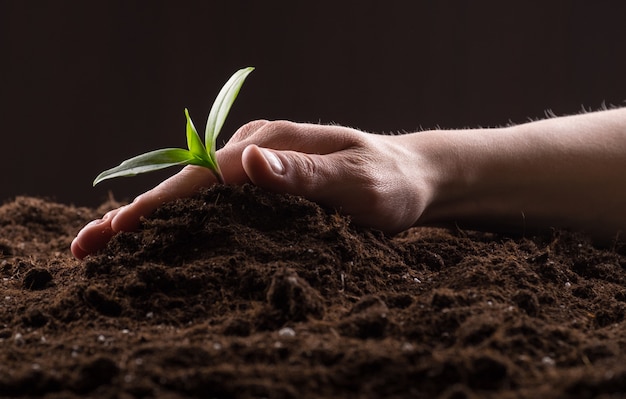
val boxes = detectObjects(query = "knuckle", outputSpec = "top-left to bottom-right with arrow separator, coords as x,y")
230,120 -> 270,142
264,120 -> 302,144
230,120 -> 301,147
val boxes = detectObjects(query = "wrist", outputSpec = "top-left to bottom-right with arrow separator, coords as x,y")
409,126 -> 517,228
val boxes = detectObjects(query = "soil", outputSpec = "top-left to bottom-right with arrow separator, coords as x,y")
1,184 -> 626,399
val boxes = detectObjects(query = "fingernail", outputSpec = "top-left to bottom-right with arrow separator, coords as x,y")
259,148 -> 285,175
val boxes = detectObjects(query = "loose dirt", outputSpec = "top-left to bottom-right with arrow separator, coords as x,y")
1,184 -> 625,398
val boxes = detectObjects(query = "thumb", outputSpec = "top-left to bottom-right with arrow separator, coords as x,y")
241,144 -> 414,234
241,144 -> 339,203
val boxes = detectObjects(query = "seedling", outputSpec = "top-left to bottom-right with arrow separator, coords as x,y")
93,67 -> 254,186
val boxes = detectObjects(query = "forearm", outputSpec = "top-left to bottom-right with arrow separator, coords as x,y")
411,108 -> 626,242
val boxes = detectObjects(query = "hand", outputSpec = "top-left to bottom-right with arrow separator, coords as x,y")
71,120 -> 432,259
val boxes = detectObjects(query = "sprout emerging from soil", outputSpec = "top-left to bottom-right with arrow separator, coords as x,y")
93,67 -> 254,186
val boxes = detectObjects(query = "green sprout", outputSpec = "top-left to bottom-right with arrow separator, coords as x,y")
93,67 -> 254,186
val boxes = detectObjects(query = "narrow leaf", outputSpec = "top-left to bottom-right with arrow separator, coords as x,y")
205,67 -> 254,154
93,148 -> 196,186
185,108 -> 208,158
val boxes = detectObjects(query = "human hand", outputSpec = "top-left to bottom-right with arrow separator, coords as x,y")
71,120 -> 432,259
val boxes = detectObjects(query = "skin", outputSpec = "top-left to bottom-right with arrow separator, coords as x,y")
71,108 -> 626,259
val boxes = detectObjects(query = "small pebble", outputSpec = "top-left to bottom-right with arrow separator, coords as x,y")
278,327 -> 296,338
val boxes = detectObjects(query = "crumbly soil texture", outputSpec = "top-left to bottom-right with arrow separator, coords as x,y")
1,184 -> 626,399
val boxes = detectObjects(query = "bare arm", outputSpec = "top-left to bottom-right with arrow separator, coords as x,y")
413,107 -> 626,242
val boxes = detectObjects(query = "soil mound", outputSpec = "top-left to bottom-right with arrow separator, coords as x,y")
1,185 -> 625,398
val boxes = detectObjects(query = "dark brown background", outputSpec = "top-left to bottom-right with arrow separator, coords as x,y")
2,1 -> 625,206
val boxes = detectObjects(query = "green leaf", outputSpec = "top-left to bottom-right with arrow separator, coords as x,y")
205,67 -> 254,156
93,148 -> 197,186
92,67 -> 254,187
185,108 -> 208,159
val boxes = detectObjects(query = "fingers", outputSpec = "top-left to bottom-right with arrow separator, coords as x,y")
71,209 -> 120,259
110,165 -> 216,232
72,166 -> 219,259
227,120 -> 363,154
219,120 -> 365,186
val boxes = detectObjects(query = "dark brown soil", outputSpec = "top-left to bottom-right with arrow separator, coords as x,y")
1,184 -> 626,398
